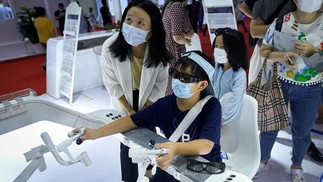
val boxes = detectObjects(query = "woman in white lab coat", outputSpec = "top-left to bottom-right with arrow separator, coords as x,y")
100,1 -> 171,181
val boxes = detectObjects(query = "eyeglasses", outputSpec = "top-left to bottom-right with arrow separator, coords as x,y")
213,28 -> 241,48
215,27 -> 240,37
215,28 -> 232,36
169,67 -> 201,83
186,159 -> 226,174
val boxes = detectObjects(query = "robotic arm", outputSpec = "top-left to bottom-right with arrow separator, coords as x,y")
14,128 -> 91,182
43,128 -> 91,167
129,147 -> 169,163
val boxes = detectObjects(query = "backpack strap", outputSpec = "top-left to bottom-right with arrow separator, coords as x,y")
265,0 -> 289,24
275,17 -> 284,32
169,95 -> 213,142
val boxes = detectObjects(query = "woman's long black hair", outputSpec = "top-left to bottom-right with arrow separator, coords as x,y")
109,0 -> 171,68
213,28 -> 248,72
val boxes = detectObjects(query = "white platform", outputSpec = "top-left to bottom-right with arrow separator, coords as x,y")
45,86 -> 323,182
1,86 -> 322,181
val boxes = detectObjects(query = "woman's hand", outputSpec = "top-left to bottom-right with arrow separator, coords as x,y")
294,41 -> 319,57
155,142 -> 177,170
283,51 -> 298,67
185,38 -> 192,46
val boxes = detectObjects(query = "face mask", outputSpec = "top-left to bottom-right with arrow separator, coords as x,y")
122,23 -> 150,46
295,0 -> 322,13
172,78 -> 194,99
213,48 -> 228,64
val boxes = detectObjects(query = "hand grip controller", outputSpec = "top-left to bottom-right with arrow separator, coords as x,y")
76,138 -> 83,145
67,127 -> 85,145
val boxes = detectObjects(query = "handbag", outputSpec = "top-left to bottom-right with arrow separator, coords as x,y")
247,59 -> 289,132
248,44 -> 263,84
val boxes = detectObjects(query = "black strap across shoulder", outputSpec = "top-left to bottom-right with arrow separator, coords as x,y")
265,0 -> 290,24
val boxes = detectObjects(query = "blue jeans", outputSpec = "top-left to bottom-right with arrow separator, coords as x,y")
260,80 -> 321,165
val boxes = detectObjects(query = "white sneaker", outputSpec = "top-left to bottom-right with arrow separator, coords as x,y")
291,168 -> 306,182
253,162 -> 269,179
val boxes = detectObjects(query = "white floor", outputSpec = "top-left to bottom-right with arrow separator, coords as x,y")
1,86 -> 323,182
253,128 -> 323,182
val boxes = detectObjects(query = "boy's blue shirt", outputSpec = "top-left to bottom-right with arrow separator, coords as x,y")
131,94 -> 222,181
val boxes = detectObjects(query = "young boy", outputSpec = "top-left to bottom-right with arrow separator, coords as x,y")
75,51 -> 222,181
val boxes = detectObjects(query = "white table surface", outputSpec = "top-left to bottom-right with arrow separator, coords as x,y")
0,121 -> 121,182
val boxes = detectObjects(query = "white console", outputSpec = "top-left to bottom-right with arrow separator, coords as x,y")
46,31 -> 116,99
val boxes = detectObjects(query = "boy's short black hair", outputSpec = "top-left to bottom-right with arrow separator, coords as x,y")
175,51 -> 215,96
175,51 -> 214,82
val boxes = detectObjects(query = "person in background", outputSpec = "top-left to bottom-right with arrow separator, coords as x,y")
76,2 -> 89,34
79,14 -> 89,34
186,0 -> 199,33
316,86 -> 323,124
248,0 -> 293,83
162,0 -> 194,95
307,85 -> 323,167
212,28 -> 248,124
238,0 -> 255,19
260,0 -> 323,181
74,50 -> 221,182
0,0 -> 12,20
234,0 -> 248,33
34,6 -> 56,70
100,0 -> 113,29
87,7 -> 97,32
238,0 -> 258,48
318,0 -> 323,124
100,1 -> 171,181
197,0 -> 204,33
311,0 -> 323,169
54,3 -> 65,35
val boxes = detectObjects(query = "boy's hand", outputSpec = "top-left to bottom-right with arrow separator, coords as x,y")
143,100 -> 153,109
126,109 -> 136,116
155,142 -> 177,170
72,128 -> 96,141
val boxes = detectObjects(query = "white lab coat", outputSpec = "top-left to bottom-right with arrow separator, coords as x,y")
101,34 -> 169,114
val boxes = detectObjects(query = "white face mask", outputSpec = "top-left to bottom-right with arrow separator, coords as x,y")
213,48 -> 228,64
171,78 -> 194,99
122,23 -> 150,46
295,0 -> 322,13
